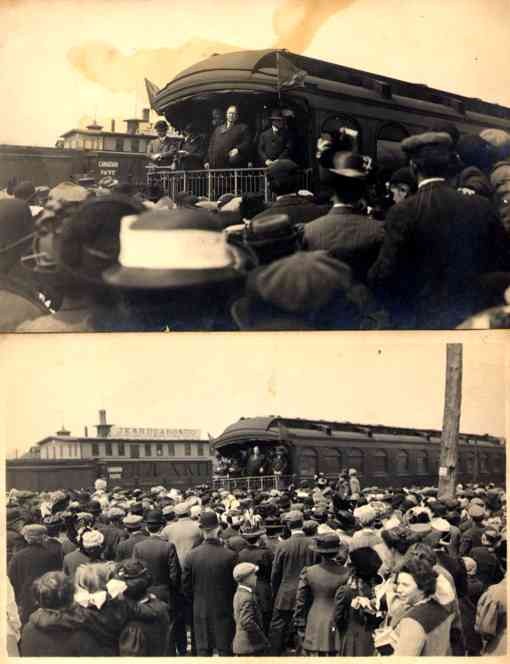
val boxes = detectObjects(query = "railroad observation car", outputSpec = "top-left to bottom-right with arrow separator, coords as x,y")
211,416 -> 506,491
152,48 -> 510,177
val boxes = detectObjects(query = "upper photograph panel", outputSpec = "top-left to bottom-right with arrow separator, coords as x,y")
2,0 -> 510,332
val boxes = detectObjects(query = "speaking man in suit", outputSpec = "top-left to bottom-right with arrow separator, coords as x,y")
205,106 -> 251,169
147,120 -> 177,165
258,109 -> 295,166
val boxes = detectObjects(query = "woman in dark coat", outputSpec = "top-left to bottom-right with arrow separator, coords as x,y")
294,533 -> 350,655
20,571 -> 92,656
334,541 -> 384,656
116,560 -> 170,656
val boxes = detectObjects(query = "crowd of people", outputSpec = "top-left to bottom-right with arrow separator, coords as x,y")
1,111 -> 510,332
6,474 -> 507,656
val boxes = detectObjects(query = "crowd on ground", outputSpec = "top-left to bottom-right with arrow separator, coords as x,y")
1,112 -> 510,332
6,473 -> 507,656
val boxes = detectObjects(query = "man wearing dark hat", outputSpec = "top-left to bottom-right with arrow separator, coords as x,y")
238,523 -> 274,634
182,510 -> 237,656
205,105 -> 251,169
369,131 -> 509,329
269,510 -> 318,655
116,513 -> 148,560
252,159 -> 329,226
132,509 -> 181,655
258,109 -> 295,166
304,150 -> 385,284
147,120 -> 177,165
177,123 -> 207,171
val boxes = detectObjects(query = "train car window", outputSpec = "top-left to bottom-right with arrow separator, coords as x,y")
396,450 -> 409,475
323,448 -> 342,475
144,443 -> 152,457
92,443 -> 99,456
105,442 -> 113,457
168,443 -> 175,456
479,452 -> 489,473
377,122 -> 410,174
373,449 -> 388,475
321,115 -> 360,151
301,447 -> 318,477
348,448 -> 364,475
118,442 -> 125,456
185,443 -> 192,456
415,451 -> 428,475
130,444 -> 140,459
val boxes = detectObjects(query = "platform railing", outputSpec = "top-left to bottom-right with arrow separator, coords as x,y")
212,473 -> 294,492
146,166 -> 313,203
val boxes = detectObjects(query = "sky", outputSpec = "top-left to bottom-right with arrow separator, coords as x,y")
1,0 -> 509,146
0,332 -> 507,457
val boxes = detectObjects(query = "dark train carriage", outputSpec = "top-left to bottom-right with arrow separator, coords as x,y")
153,49 -> 510,175
6,457 -> 212,492
211,416 -> 506,490
6,458 -> 101,492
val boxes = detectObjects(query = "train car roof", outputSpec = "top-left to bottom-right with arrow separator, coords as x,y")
153,49 -> 510,124
213,415 -> 504,450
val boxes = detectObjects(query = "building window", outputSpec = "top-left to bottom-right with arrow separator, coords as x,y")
67,445 -> 71,457
197,443 -> 205,457
115,138 -> 124,152
145,443 -> 152,457
416,451 -> 428,475
105,442 -> 112,456
156,443 -> 163,457
118,442 -> 125,456
131,139 -> 139,153
92,443 -> 100,456
167,443 -> 175,456
395,450 -> 409,475
185,443 -> 191,456
130,444 -> 140,459
373,449 -> 388,475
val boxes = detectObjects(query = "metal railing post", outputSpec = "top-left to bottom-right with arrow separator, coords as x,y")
234,170 -> 238,196
264,171 -> 269,203
183,171 -> 187,193
207,170 -> 212,200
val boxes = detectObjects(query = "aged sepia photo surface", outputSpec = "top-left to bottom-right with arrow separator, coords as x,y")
2,331 -> 508,656
1,0 -> 510,332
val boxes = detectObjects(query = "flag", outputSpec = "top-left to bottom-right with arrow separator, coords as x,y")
144,78 -> 161,108
277,52 -> 307,90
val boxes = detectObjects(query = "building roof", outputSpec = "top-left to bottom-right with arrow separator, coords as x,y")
60,129 -> 156,139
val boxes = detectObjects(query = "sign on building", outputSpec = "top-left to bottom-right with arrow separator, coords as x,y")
109,427 -> 201,440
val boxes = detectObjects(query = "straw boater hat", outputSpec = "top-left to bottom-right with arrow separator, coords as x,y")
103,208 -> 251,290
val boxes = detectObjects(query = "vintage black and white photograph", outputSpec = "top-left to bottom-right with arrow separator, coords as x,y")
1,0 -> 510,331
3,332 -> 508,656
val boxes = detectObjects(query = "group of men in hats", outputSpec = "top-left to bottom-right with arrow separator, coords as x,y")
6,473 -> 507,656
2,120 -> 510,331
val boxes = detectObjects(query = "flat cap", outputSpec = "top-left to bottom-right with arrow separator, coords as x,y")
468,504 -> 485,518
199,510 -> 219,529
233,562 -> 258,583
401,132 -> 452,154
285,510 -> 304,524
266,159 -> 299,179
21,524 -> 47,540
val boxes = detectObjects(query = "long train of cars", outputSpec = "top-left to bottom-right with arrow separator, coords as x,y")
6,416 -> 505,492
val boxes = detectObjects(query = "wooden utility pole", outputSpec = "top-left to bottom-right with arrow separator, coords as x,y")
438,344 -> 463,498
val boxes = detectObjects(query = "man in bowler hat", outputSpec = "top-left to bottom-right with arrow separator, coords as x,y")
258,109 -> 295,166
